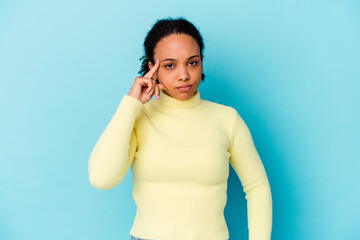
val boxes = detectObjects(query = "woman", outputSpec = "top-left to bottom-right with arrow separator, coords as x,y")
88,17 -> 272,240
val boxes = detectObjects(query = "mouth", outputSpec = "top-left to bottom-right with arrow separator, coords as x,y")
177,85 -> 192,92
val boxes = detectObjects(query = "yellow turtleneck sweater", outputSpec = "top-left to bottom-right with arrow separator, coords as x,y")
88,89 -> 272,240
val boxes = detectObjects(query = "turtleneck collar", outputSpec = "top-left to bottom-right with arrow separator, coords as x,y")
154,89 -> 203,114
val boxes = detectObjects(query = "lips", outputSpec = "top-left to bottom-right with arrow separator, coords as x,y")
177,85 -> 192,92
177,85 -> 192,88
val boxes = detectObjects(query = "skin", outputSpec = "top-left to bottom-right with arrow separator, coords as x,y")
148,33 -> 203,101
128,59 -> 167,104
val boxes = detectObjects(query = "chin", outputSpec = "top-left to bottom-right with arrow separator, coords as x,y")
164,88 -> 196,100
178,91 -> 195,99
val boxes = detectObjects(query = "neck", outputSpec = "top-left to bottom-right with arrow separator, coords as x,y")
155,89 -> 203,114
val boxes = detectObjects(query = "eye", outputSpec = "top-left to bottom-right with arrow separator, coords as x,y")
165,63 -> 174,69
189,60 -> 198,66
164,61 -> 198,69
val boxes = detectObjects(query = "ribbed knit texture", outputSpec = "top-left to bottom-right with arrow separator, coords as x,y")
88,89 -> 272,240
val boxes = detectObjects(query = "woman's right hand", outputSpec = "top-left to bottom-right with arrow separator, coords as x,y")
128,59 -> 168,104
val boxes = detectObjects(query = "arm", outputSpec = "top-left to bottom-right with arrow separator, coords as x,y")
229,108 -> 273,240
88,94 -> 143,190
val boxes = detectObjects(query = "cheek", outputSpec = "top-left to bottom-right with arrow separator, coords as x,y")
157,70 -> 171,83
157,69 -> 165,78
191,67 -> 202,77
159,69 -> 174,78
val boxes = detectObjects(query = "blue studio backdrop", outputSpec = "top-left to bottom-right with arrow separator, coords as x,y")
0,0 -> 359,239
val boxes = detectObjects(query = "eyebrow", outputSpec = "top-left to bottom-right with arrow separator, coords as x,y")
161,55 -> 199,62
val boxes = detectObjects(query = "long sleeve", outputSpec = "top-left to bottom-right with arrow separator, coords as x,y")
88,94 -> 143,190
229,108 -> 273,240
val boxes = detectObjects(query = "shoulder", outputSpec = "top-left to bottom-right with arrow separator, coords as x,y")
201,99 -> 247,129
141,99 -> 157,114
200,99 -> 240,126
202,99 -> 236,116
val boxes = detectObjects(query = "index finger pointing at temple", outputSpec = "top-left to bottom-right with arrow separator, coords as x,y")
144,59 -> 160,79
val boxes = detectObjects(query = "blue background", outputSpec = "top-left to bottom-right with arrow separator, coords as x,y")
1,0 -> 359,239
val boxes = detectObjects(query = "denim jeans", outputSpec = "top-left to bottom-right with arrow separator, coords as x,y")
130,235 -> 146,240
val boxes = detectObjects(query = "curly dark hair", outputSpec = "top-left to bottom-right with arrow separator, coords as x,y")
138,16 -> 206,82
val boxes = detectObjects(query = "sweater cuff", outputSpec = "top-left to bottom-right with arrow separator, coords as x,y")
119,94 -> 144,111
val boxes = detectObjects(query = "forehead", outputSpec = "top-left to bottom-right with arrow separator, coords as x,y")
154,34 -> 200,59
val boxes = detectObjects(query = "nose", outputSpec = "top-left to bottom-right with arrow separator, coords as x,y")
178,65 -> 190,81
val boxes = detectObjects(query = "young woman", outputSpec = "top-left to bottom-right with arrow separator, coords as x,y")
88,17 -> 272,240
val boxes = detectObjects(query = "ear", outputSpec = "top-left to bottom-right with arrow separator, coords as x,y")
148,60 -> 153,70
148,60 -> 158,79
